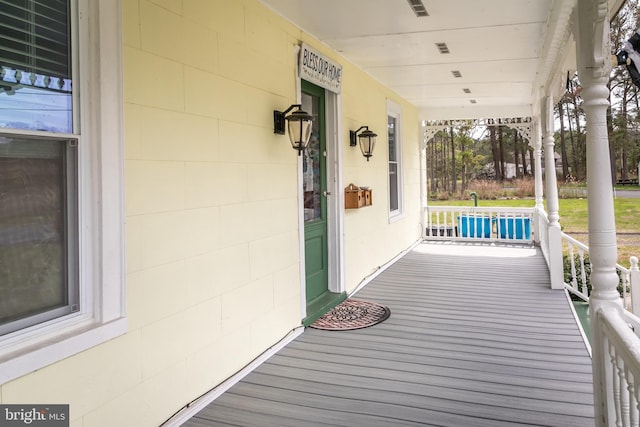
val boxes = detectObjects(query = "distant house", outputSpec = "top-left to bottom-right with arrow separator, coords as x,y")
477,161 -> 531,179
541,151 -> 566,177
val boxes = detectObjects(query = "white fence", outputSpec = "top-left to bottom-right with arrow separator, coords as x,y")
536,208 -> 550,265
562,232 -> 640,312
424,206 -> 535,243
560,232 -> 640,427
599,308 -> 640,426
424,205 -> 640,311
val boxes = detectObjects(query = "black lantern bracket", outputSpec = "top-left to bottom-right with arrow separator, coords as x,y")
273,104 -> 301,135
349,126 -> 369,147
273,104 -> 314,155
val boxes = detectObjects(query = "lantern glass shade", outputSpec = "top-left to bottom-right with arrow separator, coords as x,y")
286,109 -> 313,154
358,129 -> 377,161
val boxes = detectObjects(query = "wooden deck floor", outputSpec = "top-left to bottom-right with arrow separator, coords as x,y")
183,242 -> 594,427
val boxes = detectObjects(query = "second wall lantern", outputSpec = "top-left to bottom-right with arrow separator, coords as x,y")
350,126 -> 377,161
274,104 -> 314,155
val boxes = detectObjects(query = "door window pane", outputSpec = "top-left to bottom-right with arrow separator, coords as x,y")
0,135 -> 78,335
302,92 -> 322,222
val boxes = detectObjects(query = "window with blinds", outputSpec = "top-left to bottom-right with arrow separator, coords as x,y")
0,0 -> 78,336
0,0 -> 126,382
0,0 -> 73,133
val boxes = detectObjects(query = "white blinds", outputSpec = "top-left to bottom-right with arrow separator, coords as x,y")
0,0 -> 70,80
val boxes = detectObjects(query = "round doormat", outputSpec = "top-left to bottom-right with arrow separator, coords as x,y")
310,299 -> 391,331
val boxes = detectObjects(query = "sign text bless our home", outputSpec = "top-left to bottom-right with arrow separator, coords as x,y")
299,43 -> 342,94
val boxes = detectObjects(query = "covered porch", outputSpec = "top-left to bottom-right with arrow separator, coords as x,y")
4,0 -> 640,424
251,1 -> 638,425
164,0 -> 639,425
178,242 -> 593,426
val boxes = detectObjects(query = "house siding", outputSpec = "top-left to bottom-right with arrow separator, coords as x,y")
0,0 -> 421,425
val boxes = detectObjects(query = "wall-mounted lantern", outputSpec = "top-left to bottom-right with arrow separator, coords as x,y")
273,104 -> 313,155
350,126 -> 377,161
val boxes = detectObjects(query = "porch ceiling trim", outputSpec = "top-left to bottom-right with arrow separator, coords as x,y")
422,117 -> 533,147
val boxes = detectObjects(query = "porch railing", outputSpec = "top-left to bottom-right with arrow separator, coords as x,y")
560,232 -> 640,426
561,232 -> 640,312
536,208 -> 550,265
599,307 -> 640,426
424,206 -> 535,243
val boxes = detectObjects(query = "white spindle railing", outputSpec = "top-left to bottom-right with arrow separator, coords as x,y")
632,259 -> 640,315
599,308 -> 640,426
424,206 -> 535,243
561,232 -> 638,312
536,208 -> 550,265
559,232 -> 640,427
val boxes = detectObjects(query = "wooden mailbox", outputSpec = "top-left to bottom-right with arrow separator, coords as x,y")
345,183 -> 372,209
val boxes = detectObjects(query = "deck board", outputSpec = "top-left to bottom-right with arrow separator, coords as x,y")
183,242 -> 594,427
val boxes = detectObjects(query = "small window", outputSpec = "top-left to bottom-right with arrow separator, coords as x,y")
387,101 -> 403,219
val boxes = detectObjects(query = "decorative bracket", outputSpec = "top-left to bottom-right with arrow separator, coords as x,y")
422,117 -> 533,149
592,0 -> 610,79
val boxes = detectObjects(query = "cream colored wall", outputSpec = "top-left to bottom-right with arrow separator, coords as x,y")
0,1 -> 422,425
340,60 -> 423,292
292,35 -> 423,294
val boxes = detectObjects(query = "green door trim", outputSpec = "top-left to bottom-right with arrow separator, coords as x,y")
301,80 -> 343,325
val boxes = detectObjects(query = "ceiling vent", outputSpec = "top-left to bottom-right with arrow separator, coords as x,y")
436,42 -> 450,54
407,0 -> 429,17
463,88 -> 471,94
451,70 -> 462,78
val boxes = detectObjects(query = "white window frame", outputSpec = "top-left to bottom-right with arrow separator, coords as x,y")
387,100 -> 404,221
0,0 -> 126,384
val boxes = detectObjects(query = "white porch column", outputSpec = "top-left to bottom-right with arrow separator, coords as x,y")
420,123 -> 428,238
541,96 -> 564,289
531,119 -> 544,244
533,119 -> 544,211
576,1 -> 620,425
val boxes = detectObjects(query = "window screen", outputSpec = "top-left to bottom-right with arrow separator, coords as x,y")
0,136 -> 78,335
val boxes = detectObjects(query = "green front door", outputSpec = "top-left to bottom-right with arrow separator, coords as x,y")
301,80 -> 345,325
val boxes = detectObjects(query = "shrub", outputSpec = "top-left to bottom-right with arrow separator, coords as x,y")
467,180 -> 502,199
563,253 -> 592,300
563,253 -> 627,300
513,178 -> 535,198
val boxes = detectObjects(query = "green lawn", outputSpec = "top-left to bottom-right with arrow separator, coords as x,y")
428,197 -> 640,265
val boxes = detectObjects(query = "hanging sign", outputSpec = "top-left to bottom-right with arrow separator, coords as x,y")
299,43 -> 342,94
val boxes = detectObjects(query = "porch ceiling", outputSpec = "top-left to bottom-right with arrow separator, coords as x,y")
259,0 -> 625,121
